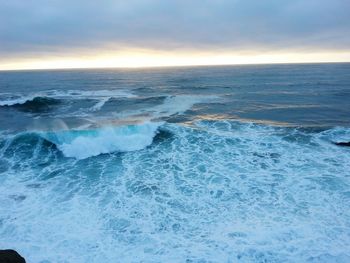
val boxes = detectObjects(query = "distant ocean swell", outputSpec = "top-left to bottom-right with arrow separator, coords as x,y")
0,89 -> 136,106
0,90 -> 217,121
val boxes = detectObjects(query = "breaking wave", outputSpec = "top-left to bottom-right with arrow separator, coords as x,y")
1,96 -> 61,113
0,89 -> 135,107
40,122 -> 163,159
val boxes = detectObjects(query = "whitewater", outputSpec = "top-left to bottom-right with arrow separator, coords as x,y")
0,64 -> 350,262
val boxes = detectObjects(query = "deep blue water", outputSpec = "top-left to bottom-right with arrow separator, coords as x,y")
0,63 -> 350,262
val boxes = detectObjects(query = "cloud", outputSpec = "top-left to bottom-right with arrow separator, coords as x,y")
0,0 -> 349,59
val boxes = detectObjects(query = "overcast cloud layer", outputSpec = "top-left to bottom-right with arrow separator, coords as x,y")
0,0 -> 350,58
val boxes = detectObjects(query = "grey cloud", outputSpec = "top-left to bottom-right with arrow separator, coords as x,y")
0,0 -> 349,57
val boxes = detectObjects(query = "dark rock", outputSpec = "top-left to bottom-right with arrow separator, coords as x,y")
334,141 -> 350,147
0,250 -> 26,263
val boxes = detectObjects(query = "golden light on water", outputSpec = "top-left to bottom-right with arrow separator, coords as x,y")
1,49 -> 350,71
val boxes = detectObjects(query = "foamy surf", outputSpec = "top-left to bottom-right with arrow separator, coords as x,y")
151,95 -> 219,116
90,97 -> 111,111
113,94 -> 219,120
40,122 -> 162,159
1,120 -> 350,263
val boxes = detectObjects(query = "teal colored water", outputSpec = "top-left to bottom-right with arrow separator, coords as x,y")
0,64 -> 350,262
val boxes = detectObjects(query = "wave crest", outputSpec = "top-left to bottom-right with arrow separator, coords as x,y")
40,122 -> 162,159
0,95 -> 58,106
19,97 -> 60,111
0,89 -> 135,107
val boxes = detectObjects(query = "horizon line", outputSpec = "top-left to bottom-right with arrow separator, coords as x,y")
1,60 -> 349,72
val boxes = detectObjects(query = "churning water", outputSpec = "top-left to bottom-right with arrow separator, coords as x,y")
0,64 -> 350,262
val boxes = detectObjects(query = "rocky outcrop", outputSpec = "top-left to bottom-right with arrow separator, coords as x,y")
334,141 -> 350,147
0,250 -> 26,263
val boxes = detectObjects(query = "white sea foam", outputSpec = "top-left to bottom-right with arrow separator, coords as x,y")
151,95 -> 217,116
315,126 -> 350,143
54,89 -> 136,99
116,94 -> 219,120
41,122 -> 162,159
1,121 -> 350,262
90,97 -> 111,111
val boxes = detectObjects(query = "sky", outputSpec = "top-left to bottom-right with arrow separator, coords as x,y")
0,0 -> 350,70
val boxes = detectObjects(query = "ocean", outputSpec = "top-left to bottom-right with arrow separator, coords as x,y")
0,63 -> 349,262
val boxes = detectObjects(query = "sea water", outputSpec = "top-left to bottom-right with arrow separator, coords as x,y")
0,64 -> 350,262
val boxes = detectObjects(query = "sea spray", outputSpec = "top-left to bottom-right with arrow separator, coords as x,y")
40,122 -> 163,159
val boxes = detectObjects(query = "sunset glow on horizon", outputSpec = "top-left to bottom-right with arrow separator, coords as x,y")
0,0 -> 350,70
1,49 -> 350,71
1,0 -> 350,71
